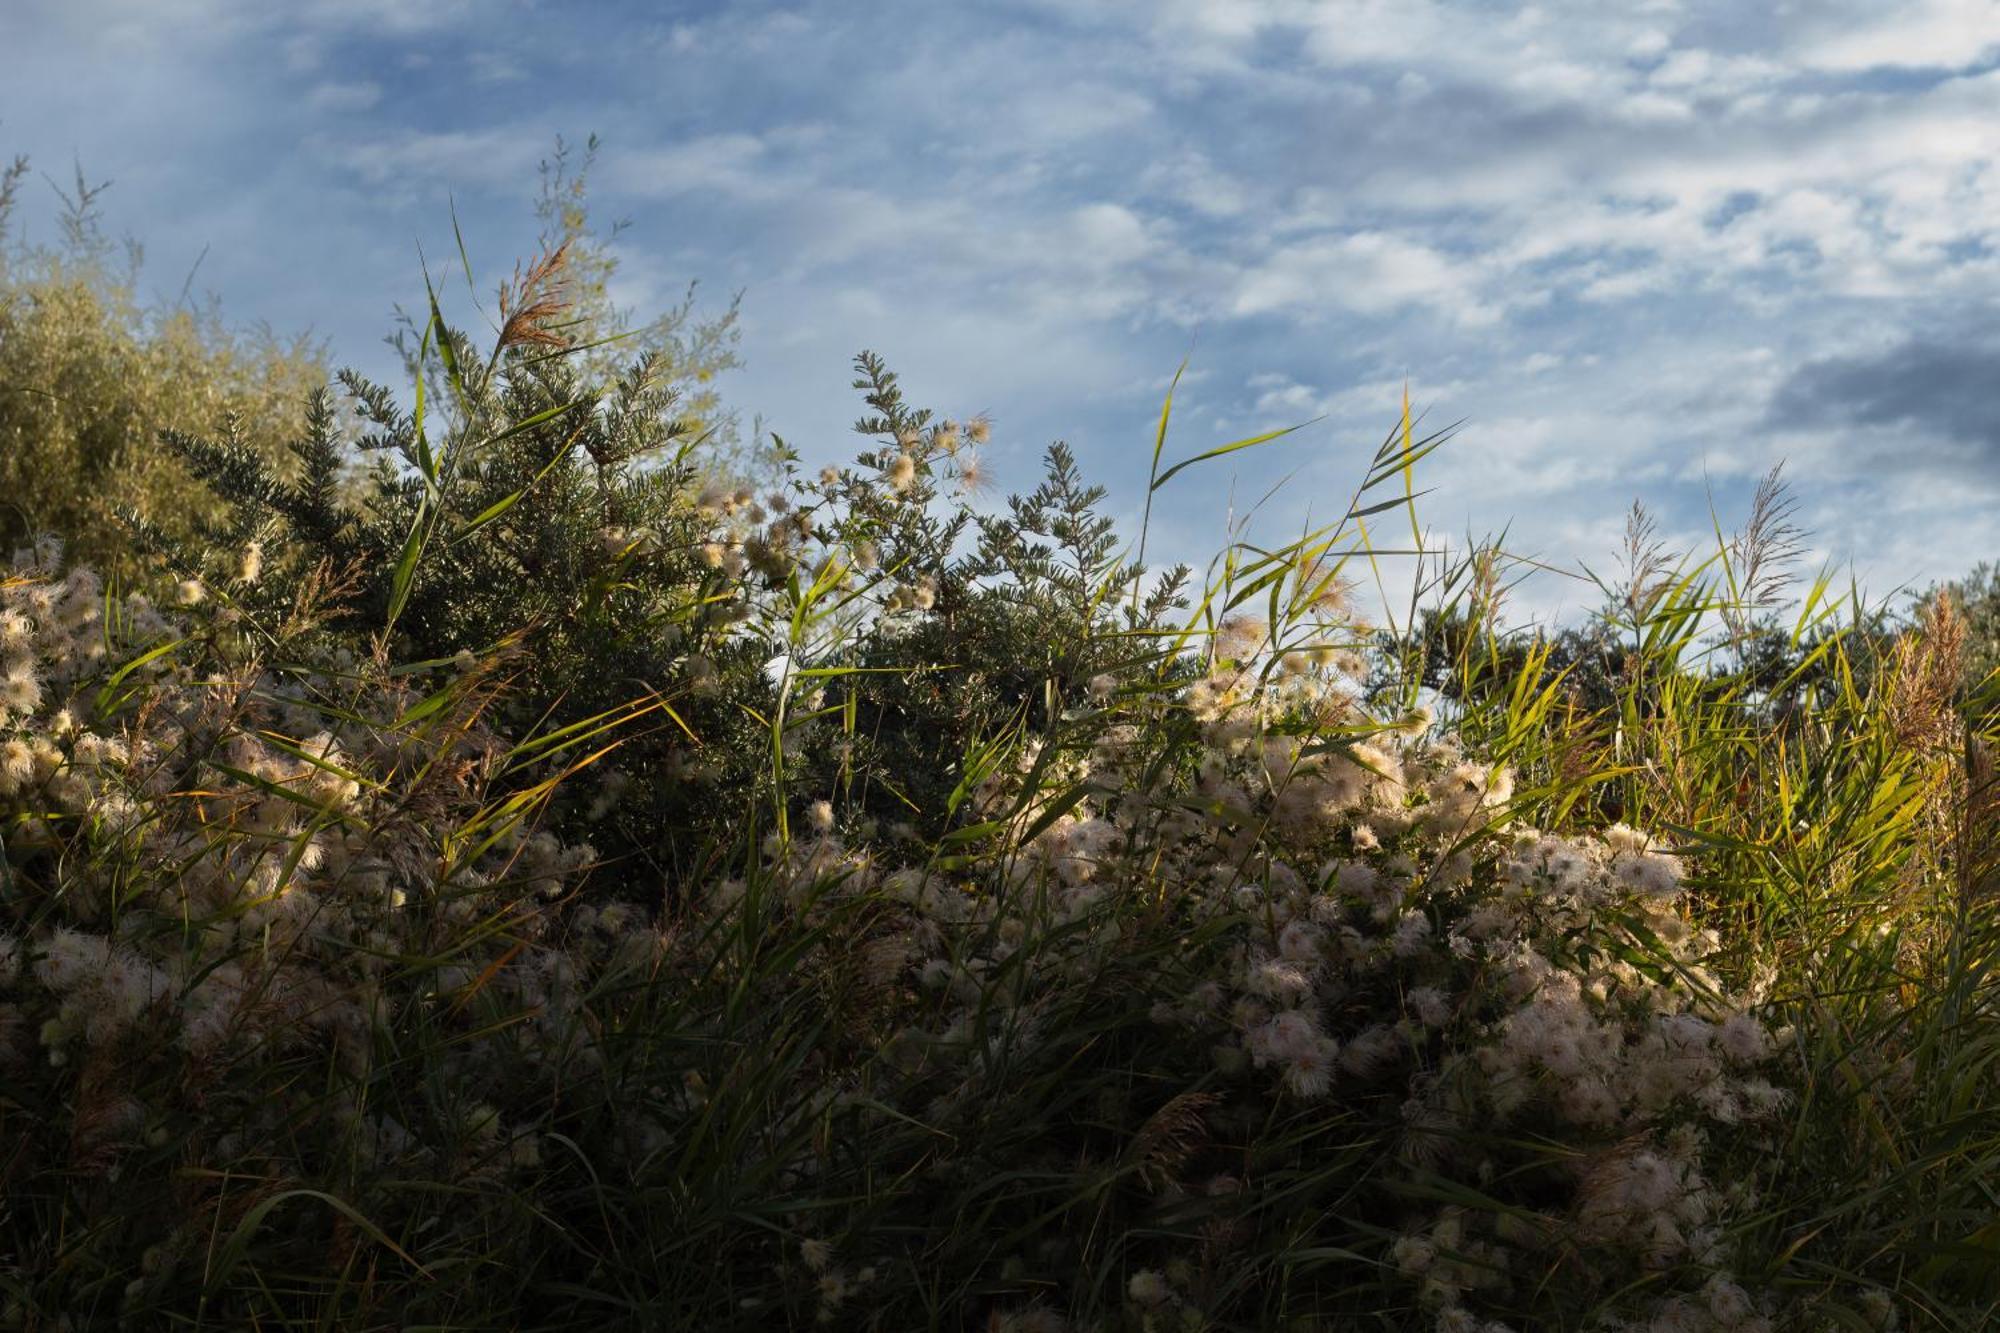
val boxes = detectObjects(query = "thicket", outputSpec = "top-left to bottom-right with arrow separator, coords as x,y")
0,138 -> 745,577
0,200 -> 1997,1333
0,157 -> 325,573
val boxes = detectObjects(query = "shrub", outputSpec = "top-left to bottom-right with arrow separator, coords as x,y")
0,156 -> 325,572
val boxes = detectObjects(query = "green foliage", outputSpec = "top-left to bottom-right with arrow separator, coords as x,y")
0,154 -> 327,573
151,262 -> 773,885
1392,500 -> 2000,1327
389,133 -> 749,483
826,388 -> 1192,837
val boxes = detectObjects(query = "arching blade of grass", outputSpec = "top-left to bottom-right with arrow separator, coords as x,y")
1150,418 -> 1321,493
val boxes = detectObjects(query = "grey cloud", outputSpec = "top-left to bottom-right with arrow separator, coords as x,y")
1768,337 -> 2000,455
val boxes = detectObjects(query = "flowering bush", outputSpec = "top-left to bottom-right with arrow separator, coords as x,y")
0,522 -> 1843,1330
711,592 -> 1817,1329
0,541 -> 638,1313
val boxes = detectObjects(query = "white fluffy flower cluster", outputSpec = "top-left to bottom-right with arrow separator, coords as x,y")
0,528 -> 1818,1326
0,549 -> 635,1193
696,596 -> 1799,1329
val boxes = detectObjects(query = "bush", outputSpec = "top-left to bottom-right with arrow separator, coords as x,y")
0,157 -> 326,573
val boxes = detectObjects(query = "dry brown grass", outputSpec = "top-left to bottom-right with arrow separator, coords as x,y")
495,240 -> 576,354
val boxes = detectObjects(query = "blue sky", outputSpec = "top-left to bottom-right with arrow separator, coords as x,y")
5,0 -> 1999,624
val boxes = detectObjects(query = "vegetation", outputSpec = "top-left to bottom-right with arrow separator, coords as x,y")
0,157 -> 326,575
0,194 -> 1996,1332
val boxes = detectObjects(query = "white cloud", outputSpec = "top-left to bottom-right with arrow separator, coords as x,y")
322,128 -> 546,191
997,85 -> 1155,144
1067,203 -> 1153,264
1230,233 -> 1501,325
1646,48 -> 1784,95
1794,0 -> 2000,70
289,0 -> 488,36
614,134 -> 777,201
306,80 -> 382,113
1136,152 -> 1257,219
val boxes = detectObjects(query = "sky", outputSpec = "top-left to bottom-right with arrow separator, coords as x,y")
4,0 -> 1999,627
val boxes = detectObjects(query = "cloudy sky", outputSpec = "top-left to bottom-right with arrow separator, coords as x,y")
6,0 -> 1998,623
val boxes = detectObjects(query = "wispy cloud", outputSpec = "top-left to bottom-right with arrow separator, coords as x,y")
305,80 -> 385,114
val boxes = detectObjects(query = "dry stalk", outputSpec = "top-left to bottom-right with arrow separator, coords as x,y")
496,240 -> 576,353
